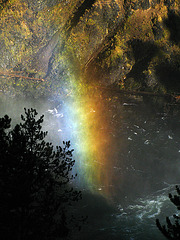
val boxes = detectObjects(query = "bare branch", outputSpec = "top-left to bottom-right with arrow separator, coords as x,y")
0,70 -> 45,82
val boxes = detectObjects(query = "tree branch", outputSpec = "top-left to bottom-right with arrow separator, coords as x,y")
0,71 -> 45,82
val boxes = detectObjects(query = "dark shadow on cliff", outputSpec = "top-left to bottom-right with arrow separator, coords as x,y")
155,55 -> 180,92
125,39 -> 159,88
65,0 -> 97,33
164,10 -> 180,45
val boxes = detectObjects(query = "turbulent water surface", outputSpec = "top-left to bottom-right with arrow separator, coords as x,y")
0,93 -> 180,240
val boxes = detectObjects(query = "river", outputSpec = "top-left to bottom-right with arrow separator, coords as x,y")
0,91 -> 180,240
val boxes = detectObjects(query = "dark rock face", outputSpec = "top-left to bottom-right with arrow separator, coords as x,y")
29,30 -> 61,75
152,17 -> 164,40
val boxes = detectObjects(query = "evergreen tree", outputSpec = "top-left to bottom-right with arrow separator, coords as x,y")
156,185 -> 180,240
0,108 -> 82,240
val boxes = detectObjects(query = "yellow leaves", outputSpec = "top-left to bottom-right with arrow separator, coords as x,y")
43,4 -> 64,29
174,0 -> 180,11
157,15 -> 163,23
118,79 -> 125,89
45,0 -> 83,29
21,21 -> 31,39
114,46 -> 123,57
87,18 -> 96,26
37,16 -> 44,27
175,95 -> 180,102
0,1 -> 36,67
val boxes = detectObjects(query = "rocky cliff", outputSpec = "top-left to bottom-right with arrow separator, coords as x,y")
0,0 -> 179,96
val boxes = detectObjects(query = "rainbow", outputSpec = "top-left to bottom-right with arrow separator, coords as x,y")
60,77 -> 115,198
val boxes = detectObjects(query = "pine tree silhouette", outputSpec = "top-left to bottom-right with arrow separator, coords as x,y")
0,108 -> 83,240
156,185 -> 180,240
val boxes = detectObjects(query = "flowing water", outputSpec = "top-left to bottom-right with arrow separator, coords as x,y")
0,92 -> 180,240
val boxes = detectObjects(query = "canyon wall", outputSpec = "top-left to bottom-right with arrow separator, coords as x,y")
0,0 -> 179,96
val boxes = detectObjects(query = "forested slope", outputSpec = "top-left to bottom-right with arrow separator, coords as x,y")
0,0 -> 179,96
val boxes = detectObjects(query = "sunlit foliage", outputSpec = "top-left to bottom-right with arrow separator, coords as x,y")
0,0 -> 179,96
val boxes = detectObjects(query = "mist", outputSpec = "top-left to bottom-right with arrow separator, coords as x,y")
1,91 -> 180,239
